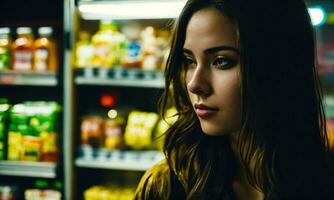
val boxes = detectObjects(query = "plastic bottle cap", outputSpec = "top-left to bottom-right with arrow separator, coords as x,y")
17,27 -> 32,34
38,27 -> 53,36
0,27 -> 10,35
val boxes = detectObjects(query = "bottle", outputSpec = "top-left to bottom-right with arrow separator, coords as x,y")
33,27 -> 57,72
12,27 -> 34,71
92,20 -> 126,68
92,20 -> 115,68
141,26 -> 158,70
0,27 -> 11,70
75,31 -> 93,68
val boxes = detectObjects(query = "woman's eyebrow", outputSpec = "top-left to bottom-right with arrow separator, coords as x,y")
183,46 -> 239,56
183,48 -> 194,55
204,46 -> 239,55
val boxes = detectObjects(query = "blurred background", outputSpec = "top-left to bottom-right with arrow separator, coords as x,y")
0,0 -> 333,199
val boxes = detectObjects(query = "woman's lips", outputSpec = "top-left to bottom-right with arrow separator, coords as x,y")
194,103 -> 219,118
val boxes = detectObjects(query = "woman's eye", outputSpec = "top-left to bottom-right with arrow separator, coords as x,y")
212,56 -> 237,69
184,56 -> 197,69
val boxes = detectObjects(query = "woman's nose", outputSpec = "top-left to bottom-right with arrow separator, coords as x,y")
187,66 -> 212,97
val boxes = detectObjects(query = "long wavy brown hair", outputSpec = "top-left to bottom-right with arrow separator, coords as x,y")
159,0 -> 333,199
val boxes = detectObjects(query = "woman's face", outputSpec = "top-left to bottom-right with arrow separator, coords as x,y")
184,7 -> 241,136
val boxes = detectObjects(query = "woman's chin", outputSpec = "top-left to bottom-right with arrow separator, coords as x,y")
201,127 -> 230,136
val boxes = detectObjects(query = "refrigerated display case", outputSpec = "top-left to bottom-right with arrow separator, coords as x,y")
63,0 -> 187,199
0,0 -> 65,199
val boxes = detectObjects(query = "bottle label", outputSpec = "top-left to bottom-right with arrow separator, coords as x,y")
34,49 -> 49,71
13,50 -> 33,70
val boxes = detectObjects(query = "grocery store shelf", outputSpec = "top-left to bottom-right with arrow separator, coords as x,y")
75,150 -> 165,171
0,71 -> 58,86
75,68 -> 165,88
0,161 -> 57,178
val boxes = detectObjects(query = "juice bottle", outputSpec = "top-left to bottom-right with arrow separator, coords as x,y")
33,27 -> 58,72
0,27 -> 11,70
92,20 -> 126,68
75,31 -> 93,68
12,27 -> 34,71
92,21 -> 114,68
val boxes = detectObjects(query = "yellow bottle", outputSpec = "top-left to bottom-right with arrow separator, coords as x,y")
75,31 -> 93,68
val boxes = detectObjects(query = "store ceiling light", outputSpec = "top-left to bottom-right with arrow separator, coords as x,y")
78,0 -> 187,20
308,6 -> 326,26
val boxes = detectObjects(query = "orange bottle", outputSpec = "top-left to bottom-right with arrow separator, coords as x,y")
12,27 -> 34,71
33,27 -> 57,72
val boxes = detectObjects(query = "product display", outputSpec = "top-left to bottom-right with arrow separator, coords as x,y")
74,21 -> 170,70
84,185 -> 135,200
0,26 -> 58,72
5,101 -> 60,162
80,109 -> 168,151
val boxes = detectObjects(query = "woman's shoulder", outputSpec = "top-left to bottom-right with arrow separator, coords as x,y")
134,159 -> 171,200
134,159 -> 186,200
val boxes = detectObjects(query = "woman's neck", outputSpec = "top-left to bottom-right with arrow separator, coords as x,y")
229,133 -> 264,200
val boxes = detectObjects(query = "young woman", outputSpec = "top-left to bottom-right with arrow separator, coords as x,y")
135,0 -> 334,199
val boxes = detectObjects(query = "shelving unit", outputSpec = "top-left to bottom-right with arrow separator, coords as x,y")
0,71 -> 58,86
62,1 -> 182,199
0,0 -> 64,199
75,150 -> 164,171
75,68 -> 164,88
0,161 -> 57,178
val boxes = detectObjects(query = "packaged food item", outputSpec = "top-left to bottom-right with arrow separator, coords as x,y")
84,185 -> 135,200
43,189 -> 62,200
12,27 -> 34,71
7,101 -> 60,162
104,117 -> 124,150
92,20 -> 127,68
7,111 -> 27,161
156,30 -> 170,69
81,116 -> 104,148
33,27 -> 58,72
92,21 -> 115,68
122,41 -> 142,68
124,111 -> 159,150
0,185 -> 17,200
21,135 -> 42,161
0,27 -> 11,70
141,27 -> 158,70
29,102 -> 60,162
25,189 -> 61,200
75,31 -> 93,68
0,99 -> 10,160
121,24 -> 142,68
